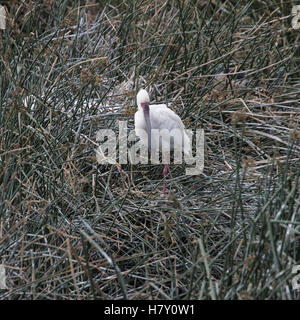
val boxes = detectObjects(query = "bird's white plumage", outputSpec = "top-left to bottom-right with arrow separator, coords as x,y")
134,89 -> 191,155
136,89 -> 150,106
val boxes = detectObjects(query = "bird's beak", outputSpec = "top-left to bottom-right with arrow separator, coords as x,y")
142,103 -> 151,151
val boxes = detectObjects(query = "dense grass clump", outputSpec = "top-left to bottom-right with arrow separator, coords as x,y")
0,0 -> 300,299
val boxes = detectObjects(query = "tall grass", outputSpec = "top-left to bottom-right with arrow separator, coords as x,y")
0,0 -> 300,299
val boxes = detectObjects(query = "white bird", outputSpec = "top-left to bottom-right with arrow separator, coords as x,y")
135,89 -> 191,194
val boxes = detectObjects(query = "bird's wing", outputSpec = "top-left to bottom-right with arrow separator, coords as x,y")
135,103 -> 191,154
150,104 -> 191,153
149,104 -> 185,131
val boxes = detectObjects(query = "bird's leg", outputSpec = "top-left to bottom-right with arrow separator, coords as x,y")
163,163 -> 168,194
163,152 -> 168,195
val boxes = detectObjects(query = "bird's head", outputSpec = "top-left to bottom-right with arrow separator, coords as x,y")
136,89 -> 150,110
136,89 -> 151,151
